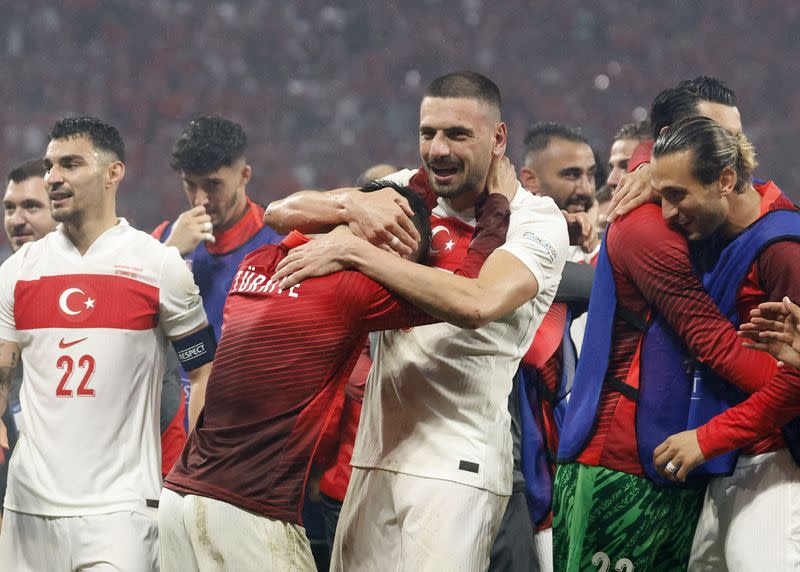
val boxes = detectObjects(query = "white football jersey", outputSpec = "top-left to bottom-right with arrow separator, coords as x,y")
0,220 -> 207,516
351,170 -> 569,495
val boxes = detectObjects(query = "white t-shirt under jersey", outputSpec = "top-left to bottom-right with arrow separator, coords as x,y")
351,170 -> 569,495
0,220 -> 207,516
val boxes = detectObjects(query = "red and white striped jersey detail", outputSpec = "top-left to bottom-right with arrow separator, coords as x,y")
15,274 -> 159,330
0,220 -> 207,517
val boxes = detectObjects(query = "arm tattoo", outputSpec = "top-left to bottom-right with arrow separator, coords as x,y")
0,344 -> 19,407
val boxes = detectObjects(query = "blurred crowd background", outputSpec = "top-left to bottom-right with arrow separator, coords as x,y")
2,0 -> 799,245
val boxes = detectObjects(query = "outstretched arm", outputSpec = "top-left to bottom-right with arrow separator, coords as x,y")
274,158 -> 567,329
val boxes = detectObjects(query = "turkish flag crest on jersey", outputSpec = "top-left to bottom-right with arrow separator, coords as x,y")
56,280 -> 99,323
427,215 -> 474,272
15,274 -> 158,330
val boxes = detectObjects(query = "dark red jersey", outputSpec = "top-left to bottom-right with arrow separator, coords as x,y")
697,184 -> 800,458
164,231 -> 435,524
165,193 -> 511,524
576,203 -> 778,475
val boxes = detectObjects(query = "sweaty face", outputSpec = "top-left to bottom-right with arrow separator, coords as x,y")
181,161 -> 250,230
529,138 -> 596,213
695,101 -> 742,135
43,136 -> 111,225
4,177 -> 57,251
419,96 -> 500,205
606,138 -> 640,191
651,150 -> 728,241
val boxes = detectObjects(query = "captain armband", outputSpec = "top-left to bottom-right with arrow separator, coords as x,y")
172,324 -> 217,371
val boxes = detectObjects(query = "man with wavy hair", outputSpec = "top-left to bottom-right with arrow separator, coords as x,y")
651,117 -> 800,571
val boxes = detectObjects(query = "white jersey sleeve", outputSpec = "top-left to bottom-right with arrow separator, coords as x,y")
0,263 -> 16,342
158,245 -> 207,338
379,169 -> 417,186
498,188 -> 569,296
0,247 -> 27,342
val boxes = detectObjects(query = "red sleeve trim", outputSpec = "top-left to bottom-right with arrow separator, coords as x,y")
628,140 -> 654,172
697,365 -> 800,458
152,220 -> 170,240
281,230 -> 311,249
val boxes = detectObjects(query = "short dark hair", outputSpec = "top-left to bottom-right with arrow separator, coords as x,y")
595,184 -> 613,204
170,115 -> 247,175
360,180 -> 432,264
614,121 -> 651,143
653,116 -> 757,194
48,116 -> 125,162
522,121 -> 589,163
650,76 -> 737,138
425,71 -> 502,115
593,148 -> 607,191
7,159 -> 47,183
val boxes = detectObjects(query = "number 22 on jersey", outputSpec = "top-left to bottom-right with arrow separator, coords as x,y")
56,354 -> 96,397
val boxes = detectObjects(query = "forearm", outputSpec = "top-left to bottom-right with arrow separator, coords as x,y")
264,189 -> 354,234
696,365 -> 800,459
347,244 -> 534,329
0,340 -> 19,416
186,362 -> 212,432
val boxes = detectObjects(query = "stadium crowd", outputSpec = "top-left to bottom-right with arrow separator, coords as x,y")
2,0 -> 800,245
1,3 -> 800,572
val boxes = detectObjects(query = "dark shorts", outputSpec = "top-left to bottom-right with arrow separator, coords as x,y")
489,489 -> 538,572
552,462 -> 704,572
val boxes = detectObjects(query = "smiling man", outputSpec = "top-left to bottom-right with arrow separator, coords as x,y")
3,160 -> 57,253
0,116 -> 214,571
266,71 -> 569,571
520,122 -> 596,215
649,117 -> 800,571
553,77 -> 781,572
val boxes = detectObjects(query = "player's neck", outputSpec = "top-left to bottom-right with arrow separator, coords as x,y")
63,209 -> 120,255
445,189 -> 480,213
720,184 -> 760,238
215,195 -> 250,233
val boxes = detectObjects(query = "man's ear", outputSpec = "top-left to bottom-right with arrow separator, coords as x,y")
493,122 -> 508,157
718,166 -> 737,197
106,161 -> 125,188
519,166 -> 539,194
241,164 -> 252,187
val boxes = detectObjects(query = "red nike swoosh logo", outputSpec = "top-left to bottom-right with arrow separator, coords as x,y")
59,337 -> 88,349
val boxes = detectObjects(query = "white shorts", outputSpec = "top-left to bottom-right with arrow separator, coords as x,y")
689,448 -> 800,571
158,487 -> 315,572
533,527 -> 553,572
331,467 -> 509,572
0,508 -> 158,571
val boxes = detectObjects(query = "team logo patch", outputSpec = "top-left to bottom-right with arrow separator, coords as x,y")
57,284 -> 98,323
522,231 -> 557,263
